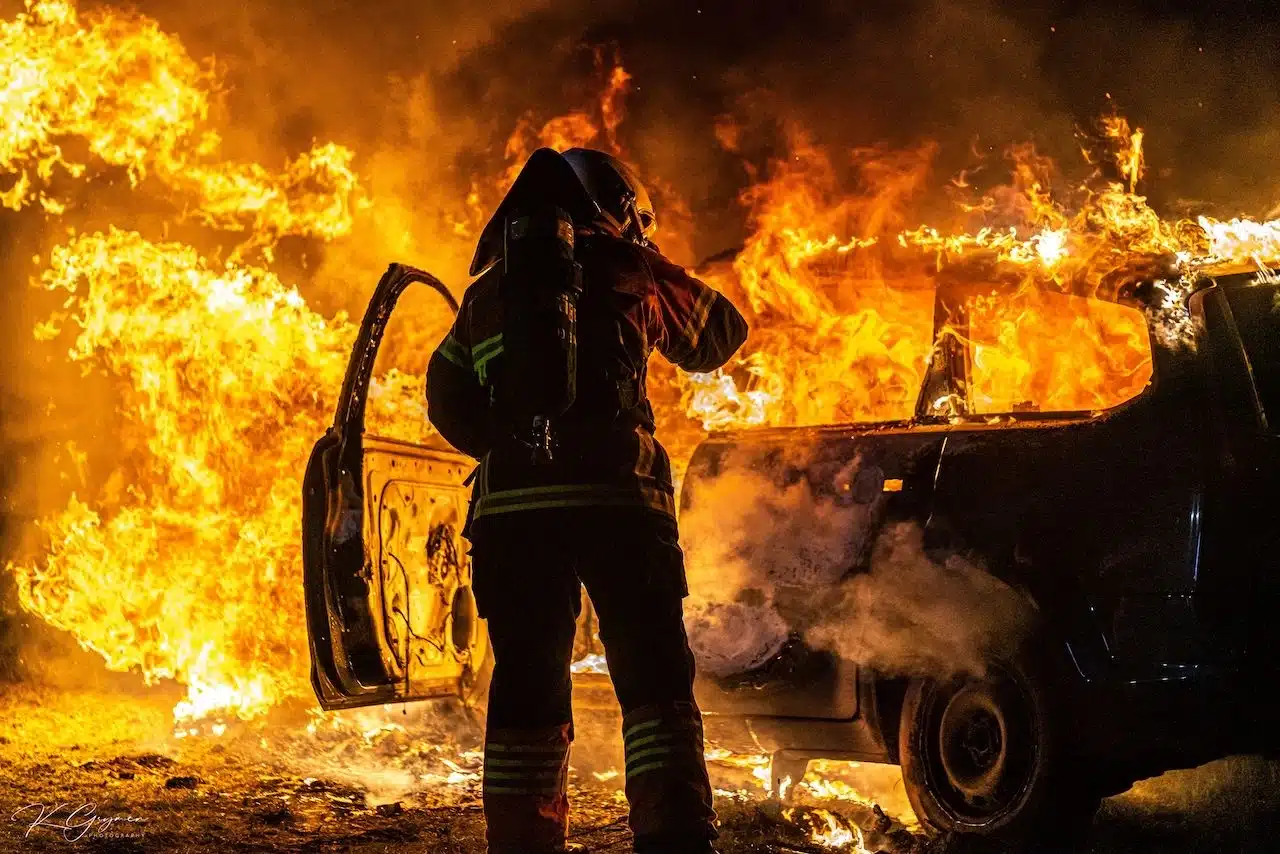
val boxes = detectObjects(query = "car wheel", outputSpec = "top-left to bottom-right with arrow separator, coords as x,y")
899,645 -> 1098,853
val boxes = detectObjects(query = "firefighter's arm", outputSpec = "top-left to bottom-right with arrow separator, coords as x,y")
426,324 -> 492,460
647,248 -> 749,372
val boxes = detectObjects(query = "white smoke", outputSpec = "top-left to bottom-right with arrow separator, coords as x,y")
805,520 -> 1031,677
681,454 -> 1032,680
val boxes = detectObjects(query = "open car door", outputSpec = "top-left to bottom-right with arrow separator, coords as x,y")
303,263 -> 491,711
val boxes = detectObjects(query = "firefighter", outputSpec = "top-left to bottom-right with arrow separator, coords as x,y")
426,147 -> 748,854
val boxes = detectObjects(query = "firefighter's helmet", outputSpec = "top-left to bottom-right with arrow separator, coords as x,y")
560,148 -> 657,242
469,148 -> 656,276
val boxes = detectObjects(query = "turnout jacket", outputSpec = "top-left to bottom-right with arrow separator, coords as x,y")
426,230 -> 748,526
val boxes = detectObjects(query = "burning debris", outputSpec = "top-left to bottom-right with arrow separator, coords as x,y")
0,683 -> 923,851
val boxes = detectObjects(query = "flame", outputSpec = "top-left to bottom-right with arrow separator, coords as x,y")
782,807 -> 869,851
3,0 -> 387,723
705,747 -> 772,798
16,228 -> 367,721
0,0 -> 364,239
598,50 -> 633,152
684,133 -> 938,432
685,111 -> 1275,434
569,653 -> 610,674
500,48 -> 629,192
1102,116 -> 1146,193
964,288 -> 1153,414
1198,214 -> 1280,268
7,0 -> 1280,735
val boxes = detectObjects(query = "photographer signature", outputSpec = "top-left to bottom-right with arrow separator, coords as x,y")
11,803 -> 147,841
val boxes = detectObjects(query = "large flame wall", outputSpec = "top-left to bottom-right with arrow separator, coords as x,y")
2,0 -> 1279,725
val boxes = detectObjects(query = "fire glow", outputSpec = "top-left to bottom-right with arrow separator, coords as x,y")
4,0 -> 1280,736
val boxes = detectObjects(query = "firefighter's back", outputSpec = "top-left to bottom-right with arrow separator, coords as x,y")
468,230 -> 680,527
425,146 -> 746,854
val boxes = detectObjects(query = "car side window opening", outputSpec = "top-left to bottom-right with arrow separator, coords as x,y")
1221,283 -> 1280,434
962,289 -> 1154,415
365,284 -> 455,445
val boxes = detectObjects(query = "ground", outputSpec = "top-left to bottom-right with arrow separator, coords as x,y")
2,680 -> 1280,854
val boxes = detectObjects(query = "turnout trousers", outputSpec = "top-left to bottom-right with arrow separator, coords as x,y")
469,507 -> 716,854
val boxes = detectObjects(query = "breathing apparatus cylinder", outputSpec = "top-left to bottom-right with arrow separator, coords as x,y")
500,205 -> 583,464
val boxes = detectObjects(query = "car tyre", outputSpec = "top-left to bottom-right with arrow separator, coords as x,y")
899,642 -> 1098,853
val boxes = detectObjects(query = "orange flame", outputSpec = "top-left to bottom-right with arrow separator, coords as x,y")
3,0 -> 383,723
18,229 -> 362,721
6,0 -> 1280,733
0,0 -> 364,238
1102,115 -> 1145,193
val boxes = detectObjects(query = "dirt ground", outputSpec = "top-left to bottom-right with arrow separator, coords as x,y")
0,678 -> 919,854
2,679 -> 1280,854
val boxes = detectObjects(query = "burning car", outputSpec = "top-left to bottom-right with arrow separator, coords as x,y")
677,262 -> 1280,848
303,259 -> 1280,850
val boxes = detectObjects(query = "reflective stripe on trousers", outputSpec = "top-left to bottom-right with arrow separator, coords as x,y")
621,702 -> 717,846
483,723 -> 572,854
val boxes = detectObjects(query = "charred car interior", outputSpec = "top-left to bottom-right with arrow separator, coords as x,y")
304,261 -> 1280,848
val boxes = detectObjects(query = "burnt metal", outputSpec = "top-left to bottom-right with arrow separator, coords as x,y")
304,264 -> 488,712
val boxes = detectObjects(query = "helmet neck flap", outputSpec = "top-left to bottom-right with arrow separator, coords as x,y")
469,147 -> 656,276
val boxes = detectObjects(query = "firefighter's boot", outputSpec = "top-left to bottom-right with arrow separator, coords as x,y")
483,723 -> 572,854
622,702 -> 717,853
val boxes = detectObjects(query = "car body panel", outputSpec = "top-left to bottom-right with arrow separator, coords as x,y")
304,264 -> 489,711
364,437 -> 484,693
